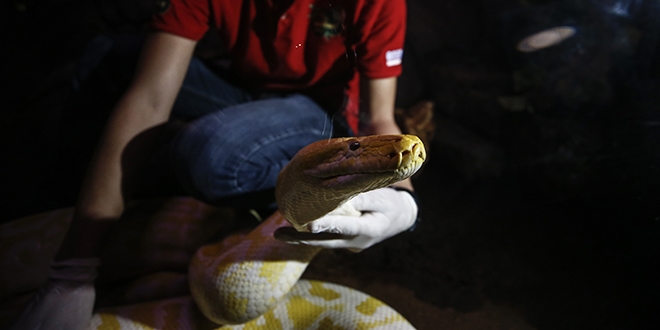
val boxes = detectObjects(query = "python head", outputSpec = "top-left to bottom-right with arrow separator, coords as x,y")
276,134 -> 426,227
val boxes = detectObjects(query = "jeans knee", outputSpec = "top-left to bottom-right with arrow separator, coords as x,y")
172,129 -> 330,204
170,97 -> 334,205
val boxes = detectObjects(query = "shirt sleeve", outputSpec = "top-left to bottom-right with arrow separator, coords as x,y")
355,0 -> 407,78
149,0 -> 211,41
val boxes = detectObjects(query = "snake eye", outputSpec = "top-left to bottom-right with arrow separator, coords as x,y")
349,141 -> 360,151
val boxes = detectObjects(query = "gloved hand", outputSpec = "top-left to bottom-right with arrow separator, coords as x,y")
8,258 -> 100,330
275,187 -> 418,252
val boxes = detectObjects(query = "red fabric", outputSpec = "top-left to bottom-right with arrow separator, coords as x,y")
151,0 -> 406,133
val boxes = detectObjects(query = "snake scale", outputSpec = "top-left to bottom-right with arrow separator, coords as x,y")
1,134 -> 425,329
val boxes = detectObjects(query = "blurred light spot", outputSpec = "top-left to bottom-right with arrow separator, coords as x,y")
516,26 -> 577,53
607,1 -> 632,16
15,2 -> 27,12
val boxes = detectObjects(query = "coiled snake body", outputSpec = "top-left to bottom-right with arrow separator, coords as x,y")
4,134 -> 426,329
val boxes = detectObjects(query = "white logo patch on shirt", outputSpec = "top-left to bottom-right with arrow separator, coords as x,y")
385,49 -> 403,67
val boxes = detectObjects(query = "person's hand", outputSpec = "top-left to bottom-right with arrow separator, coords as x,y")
8,258 -> 100,330
275,187 -> 418,252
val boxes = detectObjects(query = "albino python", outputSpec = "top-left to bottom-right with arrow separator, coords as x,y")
1,134 -> 425,329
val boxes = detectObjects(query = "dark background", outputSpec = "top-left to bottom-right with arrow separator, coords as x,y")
1,0 -> 659,329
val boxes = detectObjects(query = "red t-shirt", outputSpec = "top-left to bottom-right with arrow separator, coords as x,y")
151,0 -> 406,133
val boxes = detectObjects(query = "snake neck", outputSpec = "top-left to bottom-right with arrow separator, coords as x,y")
276,175 -> 354,230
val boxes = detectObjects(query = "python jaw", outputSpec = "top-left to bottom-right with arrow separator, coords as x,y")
305,134 -> 426,189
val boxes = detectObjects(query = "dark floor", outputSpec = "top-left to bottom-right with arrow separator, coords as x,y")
2,0 -> 660,329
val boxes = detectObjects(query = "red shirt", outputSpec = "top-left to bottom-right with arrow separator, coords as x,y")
151,0 -> 406,133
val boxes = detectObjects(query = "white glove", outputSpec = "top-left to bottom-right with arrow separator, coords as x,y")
8,258 -> 100,330
276,187 -> 419,252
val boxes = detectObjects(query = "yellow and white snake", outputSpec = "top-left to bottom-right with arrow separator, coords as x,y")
1,134 -> 425,329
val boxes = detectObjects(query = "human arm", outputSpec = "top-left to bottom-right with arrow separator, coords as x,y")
56,32 -> 197,261
10,32 -> 197,330
78,32 -> 197,225
8,33 -> 198,330
359,76 -> 413,190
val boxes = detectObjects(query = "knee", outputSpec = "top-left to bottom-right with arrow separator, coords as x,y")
170,98 -> 333,204
170,119 -> 284,204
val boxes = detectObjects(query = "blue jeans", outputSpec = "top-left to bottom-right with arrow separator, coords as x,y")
74,36 -> 345,209
170,59 -> 339,207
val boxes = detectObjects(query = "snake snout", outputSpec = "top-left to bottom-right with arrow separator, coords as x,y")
395,140 -> 426,180
401,141 -> 425,163
412,142 -> 426,161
